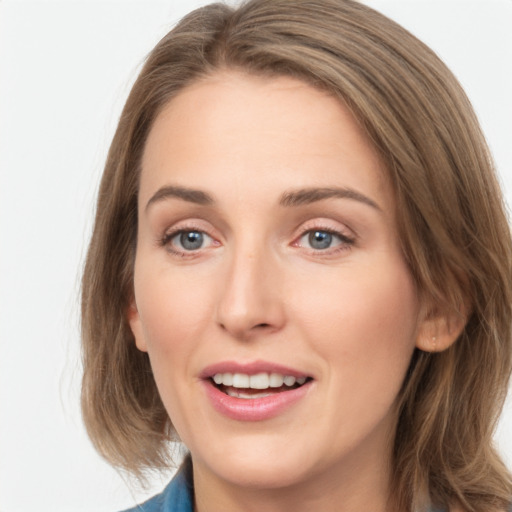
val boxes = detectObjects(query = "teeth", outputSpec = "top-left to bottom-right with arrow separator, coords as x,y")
249,372 -> 270,389
232,373 -> 249,388
212,372 -> 308,389
283,376 -> 296,386
226,389 -> 273,399
269,373 -> 284,387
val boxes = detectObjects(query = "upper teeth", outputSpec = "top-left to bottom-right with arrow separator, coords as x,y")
212,372 -> 307,389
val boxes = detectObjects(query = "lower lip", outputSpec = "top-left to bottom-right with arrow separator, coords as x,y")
202,380 -> 312,421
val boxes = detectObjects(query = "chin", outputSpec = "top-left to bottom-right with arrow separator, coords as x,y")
210,456 -> 313,490
189,431 -> 328,491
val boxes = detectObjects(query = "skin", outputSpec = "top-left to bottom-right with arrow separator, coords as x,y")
129,71 -> 457,512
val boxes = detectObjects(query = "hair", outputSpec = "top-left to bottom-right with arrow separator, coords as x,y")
81,0 -> 512,510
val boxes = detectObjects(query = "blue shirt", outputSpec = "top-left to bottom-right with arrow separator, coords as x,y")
120,458 -> 194,512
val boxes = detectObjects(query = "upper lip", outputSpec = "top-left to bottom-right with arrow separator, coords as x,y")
199,360 -> 312,380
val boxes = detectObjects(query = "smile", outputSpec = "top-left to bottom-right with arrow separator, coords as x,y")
202,363 -> 313,421
212,372 -> 310,399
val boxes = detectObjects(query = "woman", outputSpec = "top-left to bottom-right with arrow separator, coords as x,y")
81,0 -> 512,511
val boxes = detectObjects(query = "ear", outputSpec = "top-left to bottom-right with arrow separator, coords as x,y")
415,303 -> 467,353
127,300 -> 148,352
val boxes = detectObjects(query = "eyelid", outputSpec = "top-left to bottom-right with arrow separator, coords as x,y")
170,230 -> 214,249
291,218 -> 356,254
156,217 -> 355,257
295,229 -> 354,248
293,218 -> 355,241
158,219 -> 221,257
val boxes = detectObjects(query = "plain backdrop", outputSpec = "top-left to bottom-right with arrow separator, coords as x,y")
1,1 -> 511,511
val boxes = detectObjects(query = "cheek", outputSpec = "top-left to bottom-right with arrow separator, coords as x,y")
291,258 -> 419,447
294,256 -> 419,373
133,262 -> 215,363
132,264 -> 215,429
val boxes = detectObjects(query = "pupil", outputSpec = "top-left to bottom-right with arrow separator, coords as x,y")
180,231 -> 203,250
309,231 -> 332,250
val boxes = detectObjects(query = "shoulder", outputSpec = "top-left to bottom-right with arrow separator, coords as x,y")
119,459 -> 194,512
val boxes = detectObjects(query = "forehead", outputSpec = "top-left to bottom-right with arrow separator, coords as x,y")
140,71 -> 390,209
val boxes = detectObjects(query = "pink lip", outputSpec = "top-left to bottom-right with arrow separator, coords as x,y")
200,360 -> 313,422
199,360 -> 310,379
202,379 -> 312,421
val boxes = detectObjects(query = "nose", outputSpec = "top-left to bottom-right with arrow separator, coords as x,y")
215,244 -> 286,341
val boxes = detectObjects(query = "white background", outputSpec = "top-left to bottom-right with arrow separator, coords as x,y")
1,1 -> 511,511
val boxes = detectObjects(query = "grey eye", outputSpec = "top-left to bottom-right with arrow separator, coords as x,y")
308,230 -> 333,250
173,231 -> 208,251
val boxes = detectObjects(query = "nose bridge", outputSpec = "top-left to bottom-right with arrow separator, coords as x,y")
216,232 -> 284,339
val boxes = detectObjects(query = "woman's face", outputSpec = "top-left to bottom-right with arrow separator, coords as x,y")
130,72 -> 423,493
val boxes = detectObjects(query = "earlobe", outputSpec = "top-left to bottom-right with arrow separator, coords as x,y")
127,300 -> 148,352
415,305 -> 467,353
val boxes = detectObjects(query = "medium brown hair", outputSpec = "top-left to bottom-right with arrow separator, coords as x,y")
81,1 -> 512,510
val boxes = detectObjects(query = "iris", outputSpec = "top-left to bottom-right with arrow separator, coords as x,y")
309,230 -> 333,250
180,231 -> 204,250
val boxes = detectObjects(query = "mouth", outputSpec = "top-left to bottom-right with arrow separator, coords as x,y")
211,372 -> 312,399
200,361 -> 314,420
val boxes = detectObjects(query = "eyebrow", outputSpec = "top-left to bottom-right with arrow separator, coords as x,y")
279,187 -> 381,211
145,185 -> 214,211
145,184 -> 381,212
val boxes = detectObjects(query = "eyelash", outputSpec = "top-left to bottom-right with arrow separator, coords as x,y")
158,223 -> 355,258
159,225 -> 218,258
293,225 -> 355,255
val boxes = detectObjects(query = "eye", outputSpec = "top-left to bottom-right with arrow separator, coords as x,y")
297,229 -> 354,251
163,229 -> 216,254
304,230 -> 336,250
174,230 -> 207,251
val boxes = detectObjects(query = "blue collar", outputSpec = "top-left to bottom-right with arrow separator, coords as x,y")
120,457 -> 194,512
